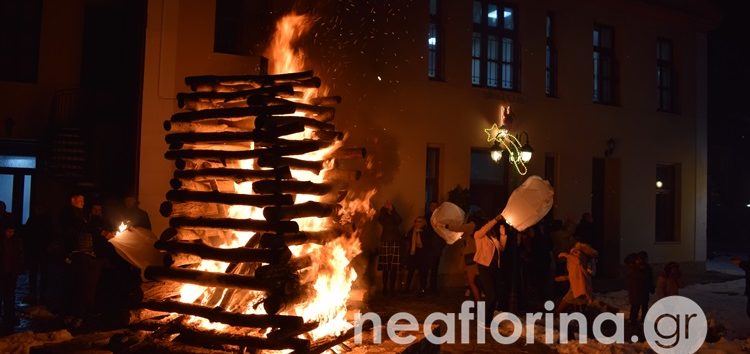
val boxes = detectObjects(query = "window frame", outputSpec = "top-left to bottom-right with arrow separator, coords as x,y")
656,38 -> 676,112
592,23 -> 616,105
428,0 -> 444,80
471,1 -> 519,91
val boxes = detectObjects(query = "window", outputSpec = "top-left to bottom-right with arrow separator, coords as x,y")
472,1 -> 518,90
0,0 -> 43,82
545,14 -> 557,96
657,38 -> 674,112
428,0 -> 443,79
655,164 -> 681,242
593,24 -> 615,104
425,147 -> 441,214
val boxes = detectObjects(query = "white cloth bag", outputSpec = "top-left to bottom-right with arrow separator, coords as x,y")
430,202 -> 466,245
501,175 -> 554,232
109,226 -> 164,277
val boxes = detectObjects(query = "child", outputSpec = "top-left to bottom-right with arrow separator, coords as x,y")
626,251 -> 654,324
1,224 -> 22,327
556,242 -> 598,314
655,262 -> 681,299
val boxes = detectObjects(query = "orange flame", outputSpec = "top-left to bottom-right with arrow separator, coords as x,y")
176,12 -> 375,341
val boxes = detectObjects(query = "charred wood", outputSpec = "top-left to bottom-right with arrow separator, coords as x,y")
170,106 -> 295,123
255,115 -> 334,131
176,326 -> 310,352
256,156 -> 324,174
166,190 -> 294,207
143,266 -> 288,291
165,123 -> 304,145
169,217 -> 299,234
263,201 -> 340,222
252,180 -> 332,195
140,300 -> 304,328
173,166 -> 292,183
185,71 -> 314,89
154,240 -> 292,264
164,141 -> 326,160
177,85 -> 295,109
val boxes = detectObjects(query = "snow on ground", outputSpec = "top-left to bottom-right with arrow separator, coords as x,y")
551,258 -> 750,354
0,330 -> 72,354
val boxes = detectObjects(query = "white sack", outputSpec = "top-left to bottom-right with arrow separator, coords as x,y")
109,226 -> 163,277
501,175 -> 554,232
430,202 -> 466,245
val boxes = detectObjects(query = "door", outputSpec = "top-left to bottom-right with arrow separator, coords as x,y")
0,155 -> 36,225
470,148 -> 509,216
592,157 -> 621,277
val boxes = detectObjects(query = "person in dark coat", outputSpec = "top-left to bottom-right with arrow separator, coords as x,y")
1,224 -> 23,327
22,205 -> 53,305
424,201 -> 445,294
377,200 -> 402,296
732,257 -> 750,318
626,251 -> 654,324
59,192 -> 102,321
121,195 -> 151,230
402,216 -> 428,295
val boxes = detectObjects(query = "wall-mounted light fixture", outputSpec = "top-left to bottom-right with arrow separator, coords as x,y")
483,106 -> 532,175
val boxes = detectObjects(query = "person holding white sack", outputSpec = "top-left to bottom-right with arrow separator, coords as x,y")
473,213 -> 508,326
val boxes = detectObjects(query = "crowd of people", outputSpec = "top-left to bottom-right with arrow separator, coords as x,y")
373,200 -> 717,326
0,193 -> 151,331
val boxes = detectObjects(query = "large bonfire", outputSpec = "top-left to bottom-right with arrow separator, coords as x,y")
159,12 -> 375,347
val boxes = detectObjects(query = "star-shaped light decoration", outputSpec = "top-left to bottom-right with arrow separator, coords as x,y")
484,123 -> 502,143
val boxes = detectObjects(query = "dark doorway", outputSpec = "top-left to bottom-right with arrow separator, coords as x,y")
469,148 -> 509,216
592,158 -> 621,277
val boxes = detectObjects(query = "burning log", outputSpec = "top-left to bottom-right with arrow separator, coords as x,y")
164,140 -> 327,160
255,114 -> 335,131
172,166 -> 291,184
154,240 -> 292,264
247,96 -> 335,122
159,201 -> 227,218
257,156 -> 325,174
174,159 -> 233,171
185,71 -> 315,88
140,300 -> 304,329
260,230 -> 343,246
166,190 -> 293,206
263,201 -> 340,222
175,326 -> 310,352
168,179 -> 214,191
164,118 -> 255,133
163,253 -> 202,267
309,96 -> 342,106
169,217 -> 299,233
254,256 -> 312,280
165,125 -> 304,145
177,84 -> 295,109
170,105 -> 296,123
322,169 -> 362,181
143,266 -> 290,291
252,180 -> 333,195
159,228 -> 235,243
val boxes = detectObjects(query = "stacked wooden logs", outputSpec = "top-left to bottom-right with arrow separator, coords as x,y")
140,69 -> 365,353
